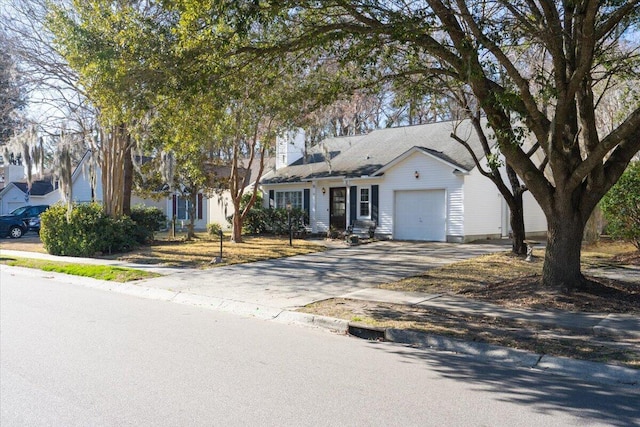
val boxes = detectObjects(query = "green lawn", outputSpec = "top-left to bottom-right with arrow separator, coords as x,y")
0,257 -> 160,282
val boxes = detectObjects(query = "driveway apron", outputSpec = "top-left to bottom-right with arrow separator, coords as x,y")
139,241 -> 507,310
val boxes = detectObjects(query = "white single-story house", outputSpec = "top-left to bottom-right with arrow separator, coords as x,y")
260,119 -> 547,242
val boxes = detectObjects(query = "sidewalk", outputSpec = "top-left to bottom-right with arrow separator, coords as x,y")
2,245 -> 638,386
342,288 -> 640,339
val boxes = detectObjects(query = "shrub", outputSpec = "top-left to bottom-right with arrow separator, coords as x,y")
225,192 -> 309,236
40,202 -> 138,256
39,204 -> 72,256
130,205 -> 166,243
207,222 -> 223,236
601,162 -> 640,250
233,206 -> 308,235
241,207 -> 269,234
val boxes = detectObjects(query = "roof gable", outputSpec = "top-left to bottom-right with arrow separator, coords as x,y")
0,182 -> 18,197
374,146 -> 471,177
71,150 -> 93,183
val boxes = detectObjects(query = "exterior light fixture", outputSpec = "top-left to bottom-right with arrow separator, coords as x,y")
414,170 -> 420,179
322,187 -> 326,195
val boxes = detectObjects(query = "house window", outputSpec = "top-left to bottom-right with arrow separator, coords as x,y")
173,195 -> 204,220
359,187 -> 370,217
275,191 -> 302,210
176,196 -> 189,220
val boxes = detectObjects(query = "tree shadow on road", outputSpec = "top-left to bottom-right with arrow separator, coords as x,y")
367,341 -> 639,427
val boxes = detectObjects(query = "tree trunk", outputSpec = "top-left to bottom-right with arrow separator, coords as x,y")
187,191 -> 197,240
510,193 -> 527,255
123,140 -> 133,216
542,213 -> 587,293
231,211 -> 243,243
505,164 -> 527,256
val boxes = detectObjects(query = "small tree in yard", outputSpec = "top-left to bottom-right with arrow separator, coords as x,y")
601,162 -> 640,250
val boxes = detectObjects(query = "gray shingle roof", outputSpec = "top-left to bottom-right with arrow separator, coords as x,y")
13,180 -> 55,196
262,119 -> 489,184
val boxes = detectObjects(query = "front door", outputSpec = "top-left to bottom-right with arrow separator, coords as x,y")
330,187 -> 347,231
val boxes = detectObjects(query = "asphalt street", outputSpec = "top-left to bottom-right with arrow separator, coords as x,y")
2,269 -> 639,426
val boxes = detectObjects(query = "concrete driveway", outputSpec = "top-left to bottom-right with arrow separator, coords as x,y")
140,241 -> 509,310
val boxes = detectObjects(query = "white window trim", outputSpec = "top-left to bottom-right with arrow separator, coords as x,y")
358,186 -> 371,219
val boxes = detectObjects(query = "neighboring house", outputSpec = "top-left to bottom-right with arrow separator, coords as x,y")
67,151 -> 263,231
0,179 -> 58,214
64,150 -> 212,229
206,156 -> 277,230
260,119 -> 547,242
68,151 -> 200,229
61,150 -> 169,220
0,151 -> 177,227
169,192 -> 207,230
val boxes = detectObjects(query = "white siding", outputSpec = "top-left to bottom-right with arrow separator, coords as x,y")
0,185 -> 29,214
40,191 -> 62,207
379,151 -> 465,240
275,130 -> 305,170
523,191 -> 547,234
314,181 -> 332,233
208,191 -> 234,230
131,196 -> 165,212
0,165 -> 25,183
463,166 -> 504,237
71,166 -> 102,203
463,158 -> 547,239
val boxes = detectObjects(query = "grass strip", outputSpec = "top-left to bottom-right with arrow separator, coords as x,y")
111,235 -> 327,268
0,257 -> 160,282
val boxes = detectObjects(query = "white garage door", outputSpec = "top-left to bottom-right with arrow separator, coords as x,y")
7,202 -> 23,214
394,190 -> 446,241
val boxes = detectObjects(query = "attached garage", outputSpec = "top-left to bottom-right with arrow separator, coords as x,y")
394,190 -> 446,241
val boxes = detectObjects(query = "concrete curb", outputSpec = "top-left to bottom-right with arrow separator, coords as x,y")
274,311 -> 350,333
384,328 -> 639,387
537,355 -> 640,386
386,329 -> 542,367
171,293 -> 284,320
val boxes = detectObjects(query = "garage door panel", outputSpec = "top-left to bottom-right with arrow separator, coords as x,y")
394,190 -> 446,241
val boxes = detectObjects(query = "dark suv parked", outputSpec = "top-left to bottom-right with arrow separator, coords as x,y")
0,205 -> 50,238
